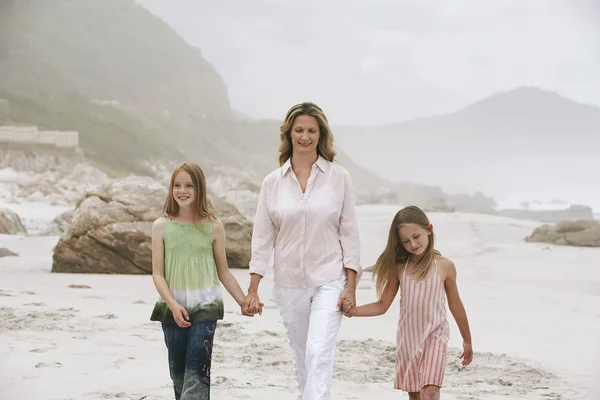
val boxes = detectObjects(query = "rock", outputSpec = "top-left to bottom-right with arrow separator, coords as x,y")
525,220 -> 600,247
421,197 -> 455,213
40,209 -> 75,236
0,151 -> 110,205
68,284 -> 91,289
0,208 -> 27,235
0,248 -> 19,257
208,173 -> 262,220
52,175 -> 252,274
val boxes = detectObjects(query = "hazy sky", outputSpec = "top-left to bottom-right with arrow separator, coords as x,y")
138,0 -> 599,125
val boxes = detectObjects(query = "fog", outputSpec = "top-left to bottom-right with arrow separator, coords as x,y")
138,0 -> 600,125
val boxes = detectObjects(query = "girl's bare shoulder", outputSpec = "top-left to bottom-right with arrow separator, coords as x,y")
435,256 -> 457,274
152,217 -> 166,237
153,217 -> 166,228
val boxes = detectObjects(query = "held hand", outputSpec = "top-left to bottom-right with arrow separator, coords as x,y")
243,291 -> 264,316
337,286 -> 356,317
170,303 -> 191,328
341,298 -> 356,317
240,297 -> 254,317
459,341 -> 473,366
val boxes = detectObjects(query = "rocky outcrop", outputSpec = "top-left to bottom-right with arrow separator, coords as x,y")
52,176 -> 252,274
525,220 -> 600,247
421,197 -> 455,213
0,248 -> 19,257
0,208 -> 27,235
41,209 -> 75,236
0,151 -> 109,205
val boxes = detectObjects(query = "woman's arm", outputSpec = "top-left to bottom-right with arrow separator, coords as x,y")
337,171 -> 362,314
338,171 -> 362,279
246,178 -> 276,314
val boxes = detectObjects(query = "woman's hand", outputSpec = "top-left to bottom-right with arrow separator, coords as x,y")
243,290 -> 264,316
341,298 -> 356,317
337,286 -> 356,317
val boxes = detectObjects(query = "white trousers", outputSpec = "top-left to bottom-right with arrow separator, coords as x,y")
272,276 -> 346,400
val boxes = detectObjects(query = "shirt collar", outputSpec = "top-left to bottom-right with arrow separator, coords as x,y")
281,155 -> 330,176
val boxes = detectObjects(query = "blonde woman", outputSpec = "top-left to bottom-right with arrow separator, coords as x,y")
244,102 -> 362,399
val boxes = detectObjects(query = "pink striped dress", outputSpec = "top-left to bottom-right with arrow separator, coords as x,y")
395,257 -> 450,392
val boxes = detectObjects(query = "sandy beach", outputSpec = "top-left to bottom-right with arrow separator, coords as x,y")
1,202 -> 599,400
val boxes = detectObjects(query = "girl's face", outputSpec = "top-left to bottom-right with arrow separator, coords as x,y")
398,223 -> 432,256
172,170 -> 196,207
290,114 -> 320,156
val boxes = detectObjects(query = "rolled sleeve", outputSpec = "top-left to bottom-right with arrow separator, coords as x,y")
338,172 -> 362,280
248,178 -> 276,277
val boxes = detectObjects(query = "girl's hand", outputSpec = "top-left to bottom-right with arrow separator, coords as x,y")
460,341 -> 473,366
241,296 -> 264,317
341,298 -> 356,317
244,291 -> 264,316
170,303 -> 191,328
337,286 -> 356,316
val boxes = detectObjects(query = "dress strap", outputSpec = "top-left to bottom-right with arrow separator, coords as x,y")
402,256 -> 410,277
434,257 -> 438,274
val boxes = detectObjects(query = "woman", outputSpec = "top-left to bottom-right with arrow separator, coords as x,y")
244,102 -> 362,399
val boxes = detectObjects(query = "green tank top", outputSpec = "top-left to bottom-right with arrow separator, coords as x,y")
150,219 -> 224,325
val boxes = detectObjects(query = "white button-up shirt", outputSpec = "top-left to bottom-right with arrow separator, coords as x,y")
249,156 -> 362,288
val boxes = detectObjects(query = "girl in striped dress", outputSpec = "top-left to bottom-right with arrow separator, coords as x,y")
343,205 -> 473,399
150,162 -> 260,400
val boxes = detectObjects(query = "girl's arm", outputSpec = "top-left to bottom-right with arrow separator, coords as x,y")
352,275 -> 400,317
443,259 -> 473,365
151,218 -> 177,307
151,218 -> 190,327
213,219 -> 252,311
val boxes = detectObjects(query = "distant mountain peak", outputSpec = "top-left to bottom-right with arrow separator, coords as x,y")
460,86 -> 599,118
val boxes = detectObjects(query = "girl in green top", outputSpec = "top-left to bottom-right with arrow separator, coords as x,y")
150,161 -> 260,400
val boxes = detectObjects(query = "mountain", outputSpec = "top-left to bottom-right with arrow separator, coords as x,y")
334,87 -> 600,198
0,0 -> 387,193
0,0 -> 231,119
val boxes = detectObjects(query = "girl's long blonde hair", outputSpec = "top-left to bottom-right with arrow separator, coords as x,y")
163,162 -> 213,224
278,102 -> 336,166
372,205 -> 440,297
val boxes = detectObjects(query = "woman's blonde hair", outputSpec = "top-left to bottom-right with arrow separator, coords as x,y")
278,102 -> 336,166
163,162 -> 212,224
372,206 -> 440,297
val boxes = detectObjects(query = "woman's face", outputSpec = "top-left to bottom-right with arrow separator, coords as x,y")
290,114 -> 320,156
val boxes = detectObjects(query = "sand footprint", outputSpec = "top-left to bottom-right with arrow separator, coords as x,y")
35,362 -> 63,368
112,356 -> 136,368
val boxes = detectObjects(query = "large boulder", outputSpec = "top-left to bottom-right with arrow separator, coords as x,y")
0,248 -> 19,258
40,209 -> 76,236
52,176 -> 253,274
0,208 -> 27,235
525,220 -> 600,247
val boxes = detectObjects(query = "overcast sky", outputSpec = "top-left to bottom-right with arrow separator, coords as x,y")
138,0 -> 599,125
